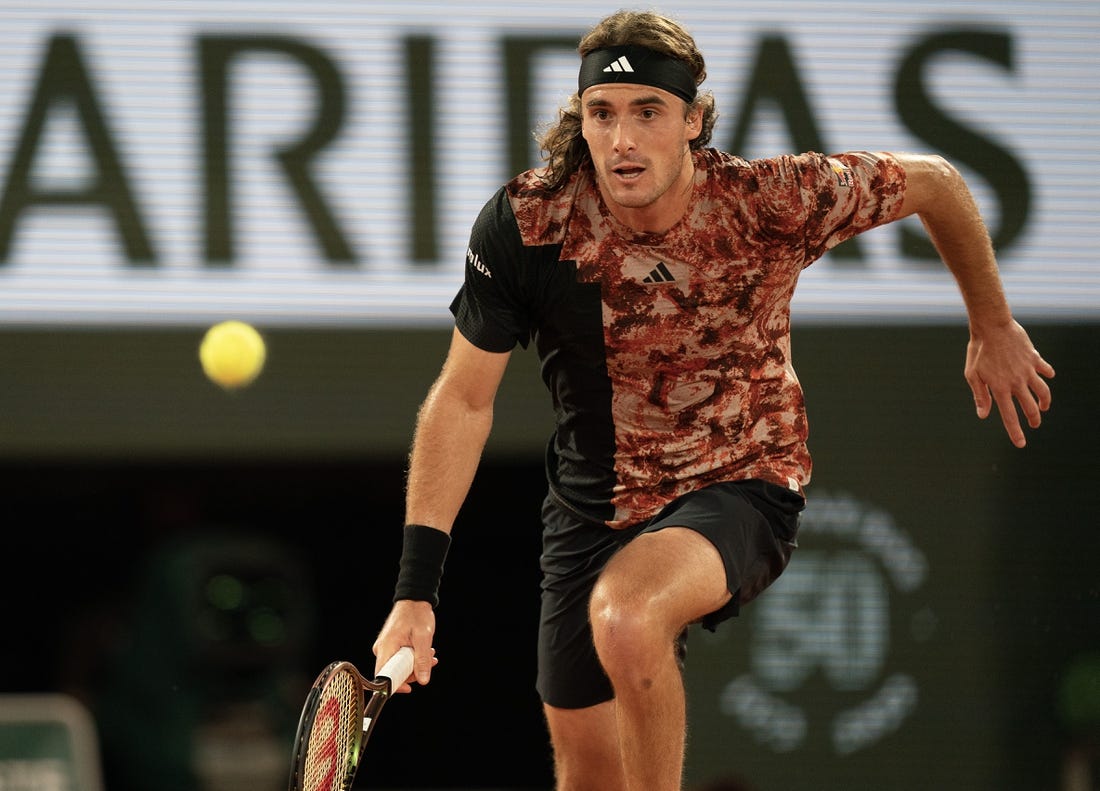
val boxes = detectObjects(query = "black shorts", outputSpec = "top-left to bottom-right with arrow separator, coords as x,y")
536,479 -> 804,709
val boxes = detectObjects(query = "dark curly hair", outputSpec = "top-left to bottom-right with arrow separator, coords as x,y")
536,10 -> 718,190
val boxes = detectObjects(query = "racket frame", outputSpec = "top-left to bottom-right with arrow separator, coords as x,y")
288,648 -> 414,791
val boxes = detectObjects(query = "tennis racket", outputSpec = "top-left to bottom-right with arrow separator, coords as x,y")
288,646 -> 414,791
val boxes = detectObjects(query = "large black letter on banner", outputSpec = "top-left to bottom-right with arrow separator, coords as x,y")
895,30 -> 1031,260
0,33 -> 155,265
501,35 -> 580,179
199,36 -> 353,265
405,35 -> 438,263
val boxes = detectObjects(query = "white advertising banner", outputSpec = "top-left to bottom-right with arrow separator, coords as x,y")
0,1 -> 1096,326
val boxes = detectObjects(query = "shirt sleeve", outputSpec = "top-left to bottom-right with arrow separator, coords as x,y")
799,151 -> 908,259
449,187 -> 532,353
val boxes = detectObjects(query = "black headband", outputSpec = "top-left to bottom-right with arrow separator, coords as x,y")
578,45 -> 698,104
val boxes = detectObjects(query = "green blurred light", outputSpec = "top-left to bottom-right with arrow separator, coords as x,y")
248,607 -> 287,645
1059,652 -> 1100,730
205,573 -> 244,610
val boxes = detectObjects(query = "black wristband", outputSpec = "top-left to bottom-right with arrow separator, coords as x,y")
393,524 -> 451,608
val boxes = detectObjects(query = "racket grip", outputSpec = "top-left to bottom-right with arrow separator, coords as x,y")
378,646 -> 415,688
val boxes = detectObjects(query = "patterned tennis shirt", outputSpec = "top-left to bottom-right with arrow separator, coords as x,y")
452,148 -> 906,528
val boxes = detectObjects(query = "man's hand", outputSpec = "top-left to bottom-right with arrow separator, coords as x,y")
965,319 -> 1055,447
372,599 -> 438,692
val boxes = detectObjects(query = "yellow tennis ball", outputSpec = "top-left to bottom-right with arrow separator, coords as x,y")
199,320 -> 266,389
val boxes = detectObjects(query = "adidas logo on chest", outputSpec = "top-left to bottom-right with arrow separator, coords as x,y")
641,260 -> 678,284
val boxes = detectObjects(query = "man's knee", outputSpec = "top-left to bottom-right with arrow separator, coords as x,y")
589,574 -> 667,671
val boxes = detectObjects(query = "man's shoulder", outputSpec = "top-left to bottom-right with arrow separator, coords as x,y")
502,166 -> 593,247
696,148 -> 799,193
503,167 -> 558,199
700,147 -> 827,180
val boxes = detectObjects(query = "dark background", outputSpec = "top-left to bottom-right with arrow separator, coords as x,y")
0,321 -> 1096,790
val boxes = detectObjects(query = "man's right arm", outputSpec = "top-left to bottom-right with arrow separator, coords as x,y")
372,326 -> 511,686
891,152 -> 1054,447
405,326 -> 512,532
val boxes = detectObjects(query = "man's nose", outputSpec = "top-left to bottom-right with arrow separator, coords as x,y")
612,120 -> 636,153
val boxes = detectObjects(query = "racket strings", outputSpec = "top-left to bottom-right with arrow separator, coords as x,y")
302,668 -> 362,791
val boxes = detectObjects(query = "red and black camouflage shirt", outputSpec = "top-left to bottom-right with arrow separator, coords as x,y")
451,148 -> 906,528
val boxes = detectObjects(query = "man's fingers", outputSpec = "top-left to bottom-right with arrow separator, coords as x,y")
380,646 -> 437,693
1031,370 -> 1054,413
1035,354 -> 1056,381
999,412 -> 1026,447
1016,387 -> 1044,431
968,374 -> 993,419
989,387 -> 1027,447
413,646 -> 439,686
966,331 -> 1053,447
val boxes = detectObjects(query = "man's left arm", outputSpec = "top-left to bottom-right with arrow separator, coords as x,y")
890,152 -> 1055,447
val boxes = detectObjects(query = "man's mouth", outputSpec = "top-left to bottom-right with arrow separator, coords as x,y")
611,162 -> 646,180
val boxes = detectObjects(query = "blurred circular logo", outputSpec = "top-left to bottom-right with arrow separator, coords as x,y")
720,490 -> 934,754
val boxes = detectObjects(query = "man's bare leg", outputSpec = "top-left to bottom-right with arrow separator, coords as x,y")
588,527 -> 731,791
544,699 -> 627,791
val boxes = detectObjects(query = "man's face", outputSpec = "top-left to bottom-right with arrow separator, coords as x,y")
580,83 -> 702,230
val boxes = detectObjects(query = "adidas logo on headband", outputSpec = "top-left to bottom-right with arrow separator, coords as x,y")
603,55 -> 634,73
579,45 -> 698,104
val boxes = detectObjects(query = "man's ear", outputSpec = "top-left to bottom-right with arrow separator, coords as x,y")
686,105 -> 703,141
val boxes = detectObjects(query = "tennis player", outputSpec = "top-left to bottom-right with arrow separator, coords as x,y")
373,10 -> 1054,790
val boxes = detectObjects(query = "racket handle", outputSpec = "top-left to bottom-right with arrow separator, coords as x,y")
377,646 -> 415,687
